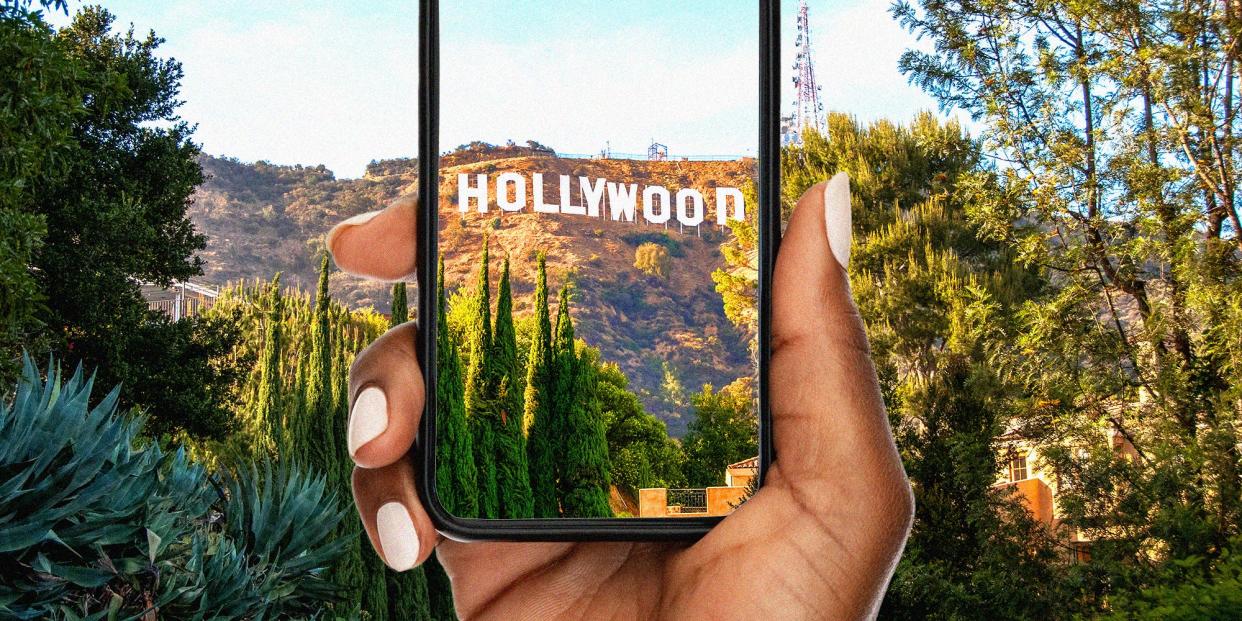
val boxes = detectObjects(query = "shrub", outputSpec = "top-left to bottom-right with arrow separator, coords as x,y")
0,357 -> 349,619
634,243 -> 671,279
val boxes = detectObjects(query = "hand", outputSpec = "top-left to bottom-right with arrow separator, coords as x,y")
327,174 -> 913,620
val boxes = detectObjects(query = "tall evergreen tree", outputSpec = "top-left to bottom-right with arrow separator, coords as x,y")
524,254 -> 559,517
391,282 -> 408,327
464,239 -> 500,518
551,288 -> 613,517
424,552 -> 459,621
387,565 -> 431,621
492,257 -> 535,518
254,274 -> 284,456
436,258 -> 479,519
295,252 -> 334,469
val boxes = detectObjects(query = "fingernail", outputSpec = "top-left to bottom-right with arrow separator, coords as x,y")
348,386 -> 388,457
377,501 -> 420,571
823,172 -> 852,270
326,209 -> 382,251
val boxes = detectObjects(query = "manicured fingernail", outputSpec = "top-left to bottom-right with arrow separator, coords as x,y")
326,209 -> 382,251
823,172 -> 852,270
377,501 -> 420,571
348,386 -> 388,457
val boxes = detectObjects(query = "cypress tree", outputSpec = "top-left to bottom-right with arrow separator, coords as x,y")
255,273 -> 284,456
330,319 -> 365,609
436,257 -> 479,518
391,282 -> 408,327
559,343 -> 614,518
524,254 -> 559,517
492,257 -> 535,518
463,239 -> 499,518
549,287 -> 613,517
424,552 -> 459,621
296,252 -> 334,469
387,566 -> 432,621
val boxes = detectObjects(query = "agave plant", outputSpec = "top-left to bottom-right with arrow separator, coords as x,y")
0,357 -> 350,619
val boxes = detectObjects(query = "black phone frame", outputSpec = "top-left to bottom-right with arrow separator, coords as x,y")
417,0 -> 781,541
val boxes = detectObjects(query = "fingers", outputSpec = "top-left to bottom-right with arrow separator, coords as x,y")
353,455 -> 441,571
327,194 -> 418,281
768,173 -> 899,483
348,322 -> 424,469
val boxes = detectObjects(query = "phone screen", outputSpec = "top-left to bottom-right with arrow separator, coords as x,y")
432,1 -> 761,521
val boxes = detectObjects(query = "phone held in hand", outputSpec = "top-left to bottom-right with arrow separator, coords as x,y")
417,0 -> 779,541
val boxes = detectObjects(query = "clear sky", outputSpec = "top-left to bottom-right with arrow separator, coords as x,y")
61,0 -> 949,178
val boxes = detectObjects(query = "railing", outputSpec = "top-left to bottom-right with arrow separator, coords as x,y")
666,488 -> 708,514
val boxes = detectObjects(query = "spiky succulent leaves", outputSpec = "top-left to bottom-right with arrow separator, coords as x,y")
0,357 -> 348,618
436,257 -> 479,518
492,257 -> 535,518
390,281 -> 409,327
524,254 -> 559,517
464,238 -> 499,518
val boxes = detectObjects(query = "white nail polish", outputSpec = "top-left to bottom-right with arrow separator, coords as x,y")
326,209 -> 382,250
377,502 -> 420,571
823,172 -> 852,270
348,386 -> 388,457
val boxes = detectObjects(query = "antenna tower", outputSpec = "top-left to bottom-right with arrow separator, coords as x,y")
787,0 -> 824,145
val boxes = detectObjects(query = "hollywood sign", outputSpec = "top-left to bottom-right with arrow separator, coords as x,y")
456,172 -> 745,227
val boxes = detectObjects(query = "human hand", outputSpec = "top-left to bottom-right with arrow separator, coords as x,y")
326,173 -> 913,620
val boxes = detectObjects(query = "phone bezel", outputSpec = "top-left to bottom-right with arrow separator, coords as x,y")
417,0 -> 781,541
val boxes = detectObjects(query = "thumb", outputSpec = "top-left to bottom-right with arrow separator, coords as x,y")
769,172 -> 898,486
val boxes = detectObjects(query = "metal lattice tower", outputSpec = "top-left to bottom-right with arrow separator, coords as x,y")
787,0 -> 824,145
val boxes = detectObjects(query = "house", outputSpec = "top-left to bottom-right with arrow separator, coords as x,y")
638,457 -> 758,517
140,280 -> 220,320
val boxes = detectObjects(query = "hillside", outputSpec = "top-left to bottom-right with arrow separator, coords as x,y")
189,150 -> 755,434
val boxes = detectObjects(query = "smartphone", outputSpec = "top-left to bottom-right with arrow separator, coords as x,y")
417,0 -> 779,540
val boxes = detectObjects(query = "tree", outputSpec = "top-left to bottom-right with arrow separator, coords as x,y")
254,274 -> 284,455
0,4 -> 76,382
681,379 -> 758,488
597,358 -> 686,495
387,565 -> 432,621
463,238 -> 499,518
634,242 -> 671,278
524,253 -> 560,518
893,0 -> 1242,608
294,253 -> 334,469
391,281 -> 409,327
436,257 -> 479,519
549,288 -> 613,517
492,256 -> 535,518
20,7 -> 246,440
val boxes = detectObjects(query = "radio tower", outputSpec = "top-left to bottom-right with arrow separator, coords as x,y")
784,0 -> 824,146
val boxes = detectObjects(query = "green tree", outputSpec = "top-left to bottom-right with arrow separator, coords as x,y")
254,274 -> 284,455
0,3 -> 76,382
436,257 -> 479,519
597,358 -> 686,494
524,253 -> 560,518
387,565 -> 432,621
550,288 -> 613,517
463,239 -> 499,518
681,379 -> 757,488
894,0 -> 1242,609
20,7 -> 245,440
492,256 -> 535,518
391,281 -> 409,327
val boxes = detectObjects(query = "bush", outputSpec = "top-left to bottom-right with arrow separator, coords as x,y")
0,357 -> 349,619
634,243 -> 671,279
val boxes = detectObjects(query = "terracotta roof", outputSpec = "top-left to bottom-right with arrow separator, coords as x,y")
728,456 -> 759,470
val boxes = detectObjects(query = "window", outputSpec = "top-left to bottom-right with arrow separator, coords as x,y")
1008,451 -> 1029,482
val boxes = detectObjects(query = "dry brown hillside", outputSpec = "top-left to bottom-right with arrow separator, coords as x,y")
189,151 -> 755,434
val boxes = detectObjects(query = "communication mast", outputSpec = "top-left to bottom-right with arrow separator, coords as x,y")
783,0 -> 825,146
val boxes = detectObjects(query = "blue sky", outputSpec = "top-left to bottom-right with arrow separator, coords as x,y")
63,0 -> 950,178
